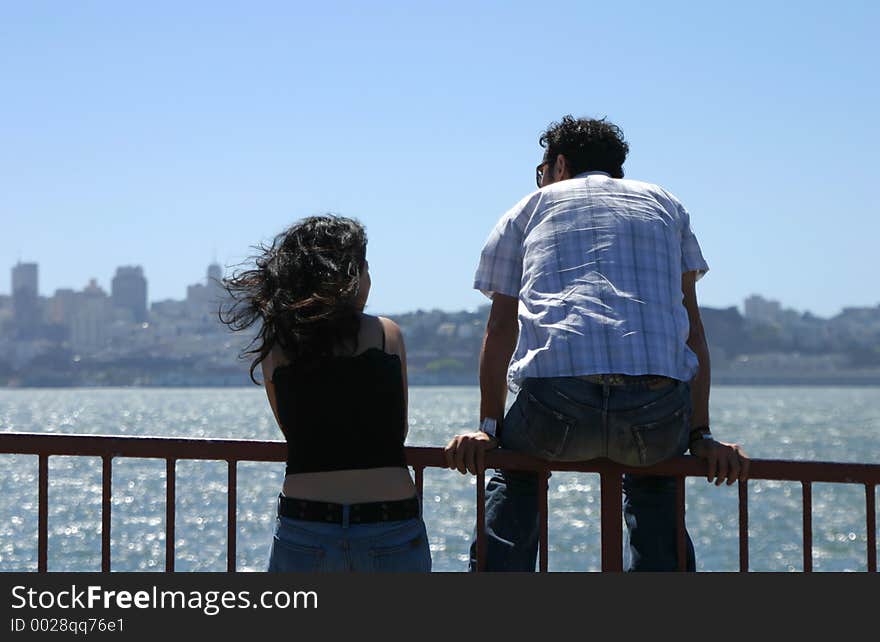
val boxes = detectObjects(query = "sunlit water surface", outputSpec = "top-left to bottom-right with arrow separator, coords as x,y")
1,386 -> 878,572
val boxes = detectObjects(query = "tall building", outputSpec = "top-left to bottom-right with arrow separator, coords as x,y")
71,279 -> 110,354
12,262 -> 37,295
49,288 -> 78,325
11,262 -> 41,328
207,262 -> 227,306
207,263 -> 222,286
186,263 -> 227,323
111,266 -> 148,323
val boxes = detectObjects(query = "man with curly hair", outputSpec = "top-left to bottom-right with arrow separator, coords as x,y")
445,115 -> 749,571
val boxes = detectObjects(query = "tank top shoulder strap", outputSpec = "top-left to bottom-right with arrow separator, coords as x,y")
380,318 -> 386,351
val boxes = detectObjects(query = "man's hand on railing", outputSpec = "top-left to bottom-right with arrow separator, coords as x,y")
689,439 -> 750,486
444,431 -> 499,475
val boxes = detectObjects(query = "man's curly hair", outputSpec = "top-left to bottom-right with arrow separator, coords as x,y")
539,115 -> 629,179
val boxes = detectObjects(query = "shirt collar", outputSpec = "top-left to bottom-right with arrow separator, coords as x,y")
574,170 -> 611,178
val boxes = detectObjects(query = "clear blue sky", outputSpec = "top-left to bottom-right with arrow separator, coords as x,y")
2,1 -> 877,318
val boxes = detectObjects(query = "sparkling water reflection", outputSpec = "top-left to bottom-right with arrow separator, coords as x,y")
1,386 -> 878,572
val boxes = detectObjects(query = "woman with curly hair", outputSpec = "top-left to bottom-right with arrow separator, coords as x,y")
221,215 -> 430,572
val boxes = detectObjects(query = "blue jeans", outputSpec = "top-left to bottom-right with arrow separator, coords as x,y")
469,376 -> 696,572
268,512 -> 432,573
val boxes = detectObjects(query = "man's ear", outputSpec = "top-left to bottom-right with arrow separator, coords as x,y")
555,154 -> 570,181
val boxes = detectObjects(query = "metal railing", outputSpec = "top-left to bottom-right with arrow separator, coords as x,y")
1,431 -> 877,572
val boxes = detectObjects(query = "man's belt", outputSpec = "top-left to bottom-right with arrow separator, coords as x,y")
577,373 -> 676,388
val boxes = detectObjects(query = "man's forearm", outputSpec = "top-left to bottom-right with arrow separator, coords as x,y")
689,337 -> 711,428
479,323 -> 518,422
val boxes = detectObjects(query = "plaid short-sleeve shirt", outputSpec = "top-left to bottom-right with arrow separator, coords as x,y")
474,171 -> 709,391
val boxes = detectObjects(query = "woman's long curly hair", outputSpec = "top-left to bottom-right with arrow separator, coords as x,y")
220,215 -> 368,384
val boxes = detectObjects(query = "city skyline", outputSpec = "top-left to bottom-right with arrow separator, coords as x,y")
3,256 -> 879,386
3,258 -> 877,320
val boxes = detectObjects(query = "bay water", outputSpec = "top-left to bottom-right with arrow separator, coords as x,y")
1,386 -> 878,572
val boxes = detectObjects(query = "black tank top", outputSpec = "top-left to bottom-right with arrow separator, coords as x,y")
271,337 -> 407,475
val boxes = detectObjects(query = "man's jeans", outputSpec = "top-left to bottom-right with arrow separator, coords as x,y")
469,376 -> 696,572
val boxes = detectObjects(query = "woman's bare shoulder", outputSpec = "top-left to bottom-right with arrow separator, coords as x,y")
262,343 -> 291,383
375,315 -> 402,336
375,316 -> 404,355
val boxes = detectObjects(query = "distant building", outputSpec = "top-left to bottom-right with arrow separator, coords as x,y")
71,279 -> 111,354
11,262 -> 41,328
151,298 -> 187,320
835,305 -> 880,324
436,322 -> 457,337
207,263 -> 223,288
209,263 -> 229,310
111,266 -> 148,323
827,304 -> 880,348
744,294 -> 781,324
456,323 -> 477,339
186,263 -> 227,324
49,288 -> 78,325
0,294 -> 11,323
12,262 -> 37,294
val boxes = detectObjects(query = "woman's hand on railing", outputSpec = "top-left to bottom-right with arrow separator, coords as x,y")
690,439 -> 750,486
444,432 -> 499,475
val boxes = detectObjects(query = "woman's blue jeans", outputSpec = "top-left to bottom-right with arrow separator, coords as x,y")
469,376 -> 696,572
268,512 -> 432,573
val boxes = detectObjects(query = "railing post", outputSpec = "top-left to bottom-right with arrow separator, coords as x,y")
738,479 -> 749,572
38,454 -> 48,573
101,455 -> 112,572
165,458 -> 176,572
227,460 -> 237,573
867,484 -> 876,573
675,476 -> 687,571
538,468 -> 549,572
600,472 -> 623,572
414,465 -> 424,499
802,482 -> 812,572
475,469 -> 486,572
413,465 -> 425,527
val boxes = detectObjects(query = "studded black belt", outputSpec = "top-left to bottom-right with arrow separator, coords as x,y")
277,494 -> 420,525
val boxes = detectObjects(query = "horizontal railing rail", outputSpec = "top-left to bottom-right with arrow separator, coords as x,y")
1,431 -> 877,572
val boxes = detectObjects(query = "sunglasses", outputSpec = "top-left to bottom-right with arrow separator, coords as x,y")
535,156 -> 557,188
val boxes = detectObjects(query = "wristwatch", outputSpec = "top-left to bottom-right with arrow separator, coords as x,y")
689,426 -> 712,446
479,417 -> 500,440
